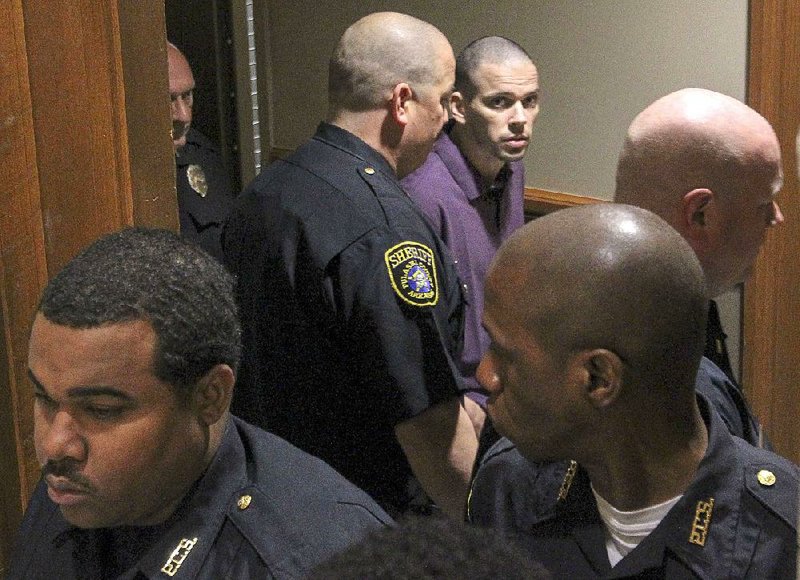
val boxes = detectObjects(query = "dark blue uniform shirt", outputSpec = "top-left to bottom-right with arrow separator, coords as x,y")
176,128 -> 236,263
468,396 -> 798,578
7,416 -> 391,579
223,123 -> 465,515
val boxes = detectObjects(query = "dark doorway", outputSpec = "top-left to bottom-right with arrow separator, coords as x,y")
165,0 -> 241,192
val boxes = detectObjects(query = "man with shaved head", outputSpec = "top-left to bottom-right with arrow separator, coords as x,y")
402,37 -> 540,431
167,42 -> 235,263
468,204 -> 798,577
615,88 -> 783,444
224,12 -> 477,518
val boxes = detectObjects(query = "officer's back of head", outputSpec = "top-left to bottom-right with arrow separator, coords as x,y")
326,12 -> 455,178
477,203 -> 708,465
614,87 -> 784,298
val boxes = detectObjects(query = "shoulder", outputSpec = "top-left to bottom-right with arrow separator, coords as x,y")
695,358 -> 760,445
402,149 -> 454,194
214,419 -> 392,577
228,144 -> 386,265
468,437 -> 570,531
234,418 -> 392,523
184,128 -> 222,157
732,438 -> 799,528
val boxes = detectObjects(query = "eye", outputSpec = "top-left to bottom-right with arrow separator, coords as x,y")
522,93 -> 540,108
82,404 -> 126,422
33,391 -> 58,412
487,96 -> 511,109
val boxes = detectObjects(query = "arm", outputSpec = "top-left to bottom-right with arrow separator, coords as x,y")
394,396 -> 479,520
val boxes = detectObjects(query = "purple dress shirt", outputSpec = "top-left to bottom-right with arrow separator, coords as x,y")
401,127 -> 525,400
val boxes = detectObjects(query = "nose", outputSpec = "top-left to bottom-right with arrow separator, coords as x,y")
171,96 -> 191,124
476,352 -> 501,395
770,201 -> 784,226
36,409 -> 87,465
509,102 -> 527,126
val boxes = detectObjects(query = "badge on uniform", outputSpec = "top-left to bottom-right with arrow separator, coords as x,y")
186,164 -> 208,197
385,241 -> 438,306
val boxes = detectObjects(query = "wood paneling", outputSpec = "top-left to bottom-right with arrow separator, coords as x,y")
744,0 -> 800,463
0,1 -> 174,572
0,1 -> 49,570
118,4 -> 179,229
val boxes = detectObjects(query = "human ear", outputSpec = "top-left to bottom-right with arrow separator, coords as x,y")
683,188 -> 714,230
450,91 -> 466,123
390,83 -> 414,127
577,349 -> 623,409
192,364 -> 234,426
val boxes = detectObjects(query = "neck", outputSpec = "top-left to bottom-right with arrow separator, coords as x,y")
329,110 -> 399,173
450,124 -> 505,185
581,401 -> 708,511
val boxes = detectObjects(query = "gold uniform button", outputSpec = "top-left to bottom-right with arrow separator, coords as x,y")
237,495 -> 252,510
757,469 -> 776,486
364,167 -> 375,175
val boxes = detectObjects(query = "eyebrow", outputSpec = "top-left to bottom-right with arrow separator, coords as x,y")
27,369 -> 135,402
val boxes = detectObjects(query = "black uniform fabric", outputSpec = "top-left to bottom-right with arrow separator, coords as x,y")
7,416 -> 391,580
695,356 -> 767,448
223,123 -> 465,515
468,396 -> 799,578
175,128 -> 236,263
704,300 -> 736,382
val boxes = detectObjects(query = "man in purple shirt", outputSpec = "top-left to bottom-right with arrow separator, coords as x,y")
402,37 -> 540,423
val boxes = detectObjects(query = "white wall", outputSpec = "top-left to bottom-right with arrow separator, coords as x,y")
257,0 -> 748,377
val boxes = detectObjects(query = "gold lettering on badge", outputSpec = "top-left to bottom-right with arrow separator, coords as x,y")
688,498 -> 714,546
161,537 -> 198,576
557,460 -> 578,502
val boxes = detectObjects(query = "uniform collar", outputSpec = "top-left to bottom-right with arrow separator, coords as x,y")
560,396 -> 746,578
314,122 -> 397,180
130,418 -> 255,578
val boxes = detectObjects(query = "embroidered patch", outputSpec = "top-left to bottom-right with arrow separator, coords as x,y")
385,241 -> 438,307
688,498 -> 714,546
161,537 -> 198,576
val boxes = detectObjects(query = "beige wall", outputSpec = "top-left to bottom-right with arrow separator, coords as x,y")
254,0 -> 748,375
262,0 -> 747,195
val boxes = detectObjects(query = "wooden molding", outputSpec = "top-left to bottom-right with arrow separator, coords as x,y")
524,187 -> 604,217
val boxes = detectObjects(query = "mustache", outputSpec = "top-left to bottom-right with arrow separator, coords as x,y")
173,121 -> 189,140
41,460 -> 94,491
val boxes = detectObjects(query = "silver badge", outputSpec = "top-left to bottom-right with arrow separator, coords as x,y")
186,164 -> 208,197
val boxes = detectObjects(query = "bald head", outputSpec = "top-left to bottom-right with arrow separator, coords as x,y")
490,204 -> 707,386
455,36 -> 534,98
167,42 -> 195,151
328,12 -> 452,113
615,88 -> 783,295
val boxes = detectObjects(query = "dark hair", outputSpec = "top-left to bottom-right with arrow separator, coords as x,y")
456,36 -> 533,98
308,516 -> 550,579
38,227 -> 241,393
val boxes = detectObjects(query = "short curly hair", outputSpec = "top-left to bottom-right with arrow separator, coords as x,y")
38,228 -> 241,394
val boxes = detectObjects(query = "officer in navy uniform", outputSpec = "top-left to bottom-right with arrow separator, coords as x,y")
467,205 -> 798,578
615,88 -> 786,448
169,42 -> 235,263
7,228 -> 391,579
223,13 -> 480,519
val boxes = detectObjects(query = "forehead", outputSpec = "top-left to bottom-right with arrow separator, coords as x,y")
167,47 -> 194,91
471,59 -> 538,95
28,315 -> 165,397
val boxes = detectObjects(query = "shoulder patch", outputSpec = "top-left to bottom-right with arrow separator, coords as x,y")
384,241 -> 438,307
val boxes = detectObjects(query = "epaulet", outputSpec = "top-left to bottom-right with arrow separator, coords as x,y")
736,438 -> 799,529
